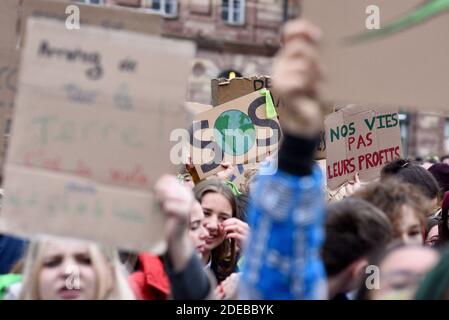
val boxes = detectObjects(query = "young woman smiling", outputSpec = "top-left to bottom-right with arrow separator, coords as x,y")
193,178 -> 249,283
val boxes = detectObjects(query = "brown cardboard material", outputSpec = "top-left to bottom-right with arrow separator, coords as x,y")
211,76 -> 283,109
0,0 -> 164,177
185,102 -> 212,134
0,0 -> 20,51
0,50 -> 20,169
211,77 -> 338,160
0,18 -> 195,252
303,0 -> 449,112
185,102 -> 212,117
325,105 -> 402,190
0,0 -> 20,168
229,162 -> 259,192
18,0 -> 162,47
191,91 -> 281,180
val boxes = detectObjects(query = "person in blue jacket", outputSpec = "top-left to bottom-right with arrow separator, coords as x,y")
239,19 -> 328,300
0,234 -> 27,274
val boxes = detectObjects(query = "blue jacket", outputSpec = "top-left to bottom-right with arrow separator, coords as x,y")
0,235 -> 27,274
240,134 -> 327,299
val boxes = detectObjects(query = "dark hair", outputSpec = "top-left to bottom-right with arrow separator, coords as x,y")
193,178 -> 239,282
356,241 -> 405,300
428,163 -> 449,195
357,242 -> 439,300
381,159 -> 440,200
354,179 -> 428,237
441,155 -> 449,163
425,217 -> 440,247
323,198 -> 393,277
236,193 -> 249,223
426,217 -> 440,236
437,192 -> 449,247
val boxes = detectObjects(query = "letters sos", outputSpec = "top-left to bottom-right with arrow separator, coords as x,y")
190,96 -> 281,174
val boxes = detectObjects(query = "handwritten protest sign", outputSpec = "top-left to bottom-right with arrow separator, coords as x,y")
303,0 -> 449,112
211,76 -> 336,160
0,18 -> 195,253
191,91 -> 281,180
18,0 -> 162,47
325,105 -> 402,190
0,51 -> 19,168
0,0 -> 20,52
185,102 -> 212,124
0,0 -> 163,172
0,0 -> 21,167
211,76 -> 284,110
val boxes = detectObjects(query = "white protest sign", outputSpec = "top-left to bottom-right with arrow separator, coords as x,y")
325,105 -> 402,190
0,18 -> 195,253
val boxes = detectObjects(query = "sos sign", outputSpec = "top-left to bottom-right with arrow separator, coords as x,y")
190,91 -> 281,179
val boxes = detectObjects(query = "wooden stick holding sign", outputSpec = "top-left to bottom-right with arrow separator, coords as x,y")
325,105 -> 403,190
190,90 -> 281,180
0,18 -> 195,253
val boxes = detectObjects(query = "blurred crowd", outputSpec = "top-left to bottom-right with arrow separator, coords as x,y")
1,18 -> 449,301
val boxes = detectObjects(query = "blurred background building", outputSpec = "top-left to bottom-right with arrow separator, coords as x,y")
75,0 -> 300,103
73,0 -> 448,160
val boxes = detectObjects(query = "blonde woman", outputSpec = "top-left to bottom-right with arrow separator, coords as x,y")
17,175 -> 214,300
18,238 -> 134,300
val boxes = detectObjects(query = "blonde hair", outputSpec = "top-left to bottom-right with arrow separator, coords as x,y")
19,238 -> 135,300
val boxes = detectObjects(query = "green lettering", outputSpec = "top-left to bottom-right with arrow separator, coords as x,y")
364,117 -> 376,131
349,122 -> 356,135
392,113 -> 399,127
33,115 -> 57,145
330,127 -> 340,143
377,115 -> 386,129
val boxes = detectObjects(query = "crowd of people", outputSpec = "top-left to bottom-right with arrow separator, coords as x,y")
1,18 -> 449,300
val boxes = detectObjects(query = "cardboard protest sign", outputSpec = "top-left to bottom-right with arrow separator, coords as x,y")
0,0 -> 21,167
191,91 -> 281,180
185,102 -> 212,125
211,77 -> 337,160
18,0 -> 162,47
0,51 -> 19,168
325,105 -> 402,190
211,76 -> 284,110
0,0 -> 20,52
0,18 -> 195,253
185,102 -> 212,115
0,0 -> 163,173
229,162 -> 259,192
302,0 -> 449,112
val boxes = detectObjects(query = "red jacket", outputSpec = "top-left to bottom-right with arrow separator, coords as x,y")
129,253 -> 171,300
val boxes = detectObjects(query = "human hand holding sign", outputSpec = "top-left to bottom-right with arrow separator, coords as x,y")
215,162 -> 235,182
344,172 -> 362,196
154,175 -> 195,271
272,19 -> 324,137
